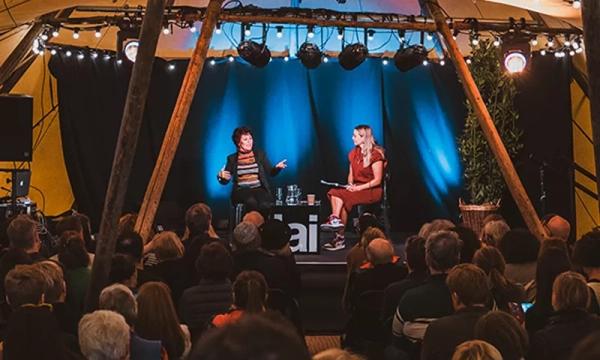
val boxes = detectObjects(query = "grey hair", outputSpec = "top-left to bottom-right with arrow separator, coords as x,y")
426,230 -> 462,272
420,219 -> 454,239
481,221 -> 510,247
79,310 -> 130,360
99,284 -> 137,327
233,221 -> 261,251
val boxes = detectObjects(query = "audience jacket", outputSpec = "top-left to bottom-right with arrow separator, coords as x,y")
146,258 -> 186,308
231,250 -> 288,292
182,235 -> 231,289
274,254 -> 302,298
130,332 -> 164,360
52,302 -> 81,339
344,262 -> 408,313
530,309 -> 600,360
420,306 -> 489,360
178,279 -> 233,331
382,271 -> 428,323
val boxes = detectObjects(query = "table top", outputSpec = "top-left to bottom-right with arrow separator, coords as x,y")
272,202 -> 321,207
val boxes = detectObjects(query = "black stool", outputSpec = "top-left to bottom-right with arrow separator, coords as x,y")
356,172 -> 391,237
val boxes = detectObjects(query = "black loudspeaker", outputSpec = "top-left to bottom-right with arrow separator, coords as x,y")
0,94 -> 32,161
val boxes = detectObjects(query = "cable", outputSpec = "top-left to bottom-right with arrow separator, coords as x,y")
30,185 -> 45,212
2,0 -> 18,28
33,110 -> 59,153
368,31 -> 394,52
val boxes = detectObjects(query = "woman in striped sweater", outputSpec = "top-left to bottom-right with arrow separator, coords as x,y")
217,126 -> 287,218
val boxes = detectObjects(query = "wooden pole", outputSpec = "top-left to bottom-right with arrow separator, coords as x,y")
424,0 -> 547,241
84,0 -> 166,313
582,0 -> 600,213
134,0 -> 224,241
0,23 -> 43,86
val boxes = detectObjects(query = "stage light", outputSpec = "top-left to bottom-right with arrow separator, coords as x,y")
66,50 -> 72,57
215,23 -> 222,35
307,25 -> 315,39
124,40 -> 139,62
168,63 -> 175,70
297,42 -> 323,69
531,38 -> 538,46
540,49 -> 546,56
95,27 -> 102,38
337,27 -> 344,40
32,39 -> 40,54
237,40 -> 271,68
427,32 -> 433,41
398,30 -> 406,43
284,56 -> 289,61
572,39 -> 580,49
339,43 -> 368,70
50,49 -> 57,55
117,59 -> 122,64
564,37 -> 571,47
73,28 -> 80,39
41,32 -> 48,41
244,24 -> 251,36
394,44 -> 428,72
52,28 -> 59,37
573,0 -> 581,9
104,54 -> 110,60
504,51 -> 527,73
367,30 -> 375,41
493,37 -> 501,47
276,26 -> 283,38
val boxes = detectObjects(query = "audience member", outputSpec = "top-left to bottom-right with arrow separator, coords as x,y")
451,340 -> 502,360
0,247 -> 31,303
136,282 -> 191,360
539,237 -> 568,255
391,231 -> 459,358
568,331 -> 600,360
58,231 -> 91,313
421,264 -> 490,360
498,229 -> 540,301
418,219 -> 454,239
345,213 -> 380,274
450,225 -> 481,264
573,231 -> 600,304
79,310 -> 130,360
475,311 -> 528,360
259,219 -> 302,297
145,231 -> 186,307
109,254 -> 138,295
4,264 -> 45,309
473,247 -> 525,311
72,212 -> 95,254
481,220 -> 510,247
530,271 -> 600,360
231,222 -> 287,292
53,216 -> 95,268
482,214 -> 504,226
243,211 -> 265,228
212,270 -> 268,327
312,348 -> 365,360
116,231 -> 163,287
542,214 -> 571,241
6,215 -> 44,262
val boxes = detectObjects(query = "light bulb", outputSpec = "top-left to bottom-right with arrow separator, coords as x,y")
95,29 -> 101,38
573,0 -> 581,9
168,64 -> 175,70
66,50 -> 72,57
427,33 -> 433,41
540,49 -> 547,56
422,60 -> 428,66
50,49 -> 57,55
52,29 -> 59,37
531,38 -> 538,46
73,29 -> 80,39
382,59 -> 388,65
284,56 -> 289,61
163,27 -> 170,35
41,33 -> 48,41
440,60 -> 445,66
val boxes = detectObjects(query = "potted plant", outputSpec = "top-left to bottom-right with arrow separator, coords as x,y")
457,38 -> 523,235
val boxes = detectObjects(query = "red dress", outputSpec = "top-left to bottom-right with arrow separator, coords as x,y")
328,147 -> 387,212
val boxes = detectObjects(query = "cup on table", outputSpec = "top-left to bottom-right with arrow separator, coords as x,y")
307,194 -> 315,205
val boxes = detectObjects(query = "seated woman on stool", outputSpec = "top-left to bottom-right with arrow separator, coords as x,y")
321,124 -> 386,251
217,126 -> 287,218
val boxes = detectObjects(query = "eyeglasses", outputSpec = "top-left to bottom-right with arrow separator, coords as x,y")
21,303 -> 53,311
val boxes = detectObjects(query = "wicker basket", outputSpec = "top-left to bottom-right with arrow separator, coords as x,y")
459,198 -> 500,238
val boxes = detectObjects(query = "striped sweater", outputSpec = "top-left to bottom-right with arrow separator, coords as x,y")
237,151 -> 261,188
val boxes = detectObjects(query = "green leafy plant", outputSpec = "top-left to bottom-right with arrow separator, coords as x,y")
457,39 -> 523,205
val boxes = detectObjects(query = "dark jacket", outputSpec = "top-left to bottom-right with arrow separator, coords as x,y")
218,149 -> 281,193
530,309 -> 600,360
183,235 -> 231,289
146,259 -> 187,308
345,262 -> 408,313
275,254 -> 302,298
178,279 -> 233,332
382,271 -> 428,323
52,302 -> 81,339
421,306 -> 489,360
232,250 -> 287,292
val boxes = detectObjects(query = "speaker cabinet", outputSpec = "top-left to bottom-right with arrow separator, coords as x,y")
0,95 -> 33,162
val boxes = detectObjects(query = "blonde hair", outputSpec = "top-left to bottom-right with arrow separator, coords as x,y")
312,348 -> 365,360
552,271 -> 590,311
452,340 -> 502,360
152,231 -> 184,261
354,125 -> 383,167
360,227 -> 386,248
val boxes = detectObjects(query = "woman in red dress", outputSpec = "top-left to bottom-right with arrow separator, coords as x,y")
321,125 -> 387,251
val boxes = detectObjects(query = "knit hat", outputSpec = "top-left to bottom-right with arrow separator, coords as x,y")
259,219 -> 291,251
233,221 -> 260,247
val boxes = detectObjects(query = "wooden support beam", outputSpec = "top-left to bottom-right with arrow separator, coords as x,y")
582,0 -> 600,213
84,0 -> 166,313
0,23 -> 43,86
134,0 -> 224,242
424,0 -> 547,241
0,53 -> 36,93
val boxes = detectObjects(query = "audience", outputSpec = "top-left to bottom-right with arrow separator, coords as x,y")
530,271 -> 600,360
109,253 -> 138,295
136,282 -> 191,359
569,331 -> 600,360
418,219 -> 454,239
498,229 -> 540,301
145,231 -> 186,307
542,214 -> 571,242
212,270 -> 268,327
573,231 -> 600,304
116,231 -> 163,287
53,216 -> 95,267
72,212 -> 95,254
475,311 -> 528,360
58,231 -> 91,313
472,247 -> 525,311
4,264 -> 45,309
480,220 -> 510,247
79,310 -> 130,360
312,348 -> 365,360
450,226 -> 481,264
451,340 -> 502,360
345,213 -> 381,274
6,215 -> 44,262
243,211 -> 265,228
421,264 -> 490,360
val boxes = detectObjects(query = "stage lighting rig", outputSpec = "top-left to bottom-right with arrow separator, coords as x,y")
297,42 -> 323,70
501,33 -> 531,74
393,44 -> 428,72
237,40 -> 271,68
339,43 -> 368,70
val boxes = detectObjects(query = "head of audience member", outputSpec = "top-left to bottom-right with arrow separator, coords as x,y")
497,229 -> 540,265
109,254 -> 138,288
418,223 -> 432,238
233,221 -> 261,251
542,214 -> 571,241
79,310 -> 130,360
451,225 -> 481,264
192,314 -> 310,360
356,213 -> 379,236
259,219 -> 292,256
118,213 -> 155,244
540,237 -> 569,255
312,348 -> 365,360
552,271 -> 590,312
420,219 -> 454,239
536,247 -> 573,309
404,236 -> 427,274
6,215 -> 40,254
365,239 -> 395,266
482,214 -> 504,226
425,231 -> 462,274
452,340 -> 502,360
243,211 -> 265,228
0,247 -> 31,276
569,331 -> 600,360
472,247 -> 514,301
56,216 -> 83,238
481,220 -> 510,247
573,232 -> 600,279
233,270 -> 268,314
73,212 -> 94,253
360,227 -> 387,249
33,261 -> 66,303
99,284 -> 137,328
446,264 -> 490,310
152,231 -> 184,262
185,203 -> 213,238
57,231 -> 90,270
136,282 -> 186,359
115,231 -> 144,265
4,305 -> 70,360
196,241 -> 233,282
475,311 -> 529,360
4,264 -> 45,309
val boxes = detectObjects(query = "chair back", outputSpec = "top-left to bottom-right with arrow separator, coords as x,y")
352,290 -> 385,342
266,288 -> 304,337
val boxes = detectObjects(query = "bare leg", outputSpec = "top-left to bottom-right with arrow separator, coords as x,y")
331,196 -> 344,217
338,207 -> 348,236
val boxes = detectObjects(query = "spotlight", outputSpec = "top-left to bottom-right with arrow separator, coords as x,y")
95,27 -> 102,38
504,51 -> 527,73
422,60 -> 428,66
337,28 -> 344,40
493,37 -> 501,47
117,59 -> 123,64
573,0 -> 581,9
531,38 -> 538,46
297,42 -> 323,69
50,49 -> 57,55
216,23 -> 222,35
244,24 -> 251,36
32,38 -> 40,54
339,43 -> 368,70
398,30 -> 406,43
66,50 -> 72,57
104,54 -> 111,60
564,37 -> 571,47
394,44 -> 428,72
73,28 -> 80,39
307,25 -> 315,39
168,63 -> 175,70
276,26 -> 283,38
237,40 -> 271,68
367,30 -> 375,41
572,39 -> 580,49
540,49 -> 547,56
52,28 -> 59,37
576,47 -> 584,54
427,32 -> 433,41
122,40 -> 139,62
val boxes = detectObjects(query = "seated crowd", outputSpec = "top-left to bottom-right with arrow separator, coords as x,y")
0,206 -> 599,360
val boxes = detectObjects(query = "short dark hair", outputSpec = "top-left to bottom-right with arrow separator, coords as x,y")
497,229 -> 540,264
109,254 -> 137,285
451,226 -> 481,264
116,232 -> 144,262
55,216 -> 83,236
196,242 -> 232,281
185,204 -> 212,237
425,231 -> 462,272
5,265 -> 45,309
447,264 -> 490,306
573,232 -> 600,268
231,126 -> 253,147
57,231 -> 90,269
357,213 -> 379,235
475,311 -> 528,360
73,213 -> 94,253
6,215 -> 37,250
33,261 -> 64,303
404,236 -> 427,273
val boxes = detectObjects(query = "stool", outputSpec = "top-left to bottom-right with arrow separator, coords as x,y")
357,172 -> 391,237
229,203 -> 245,233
